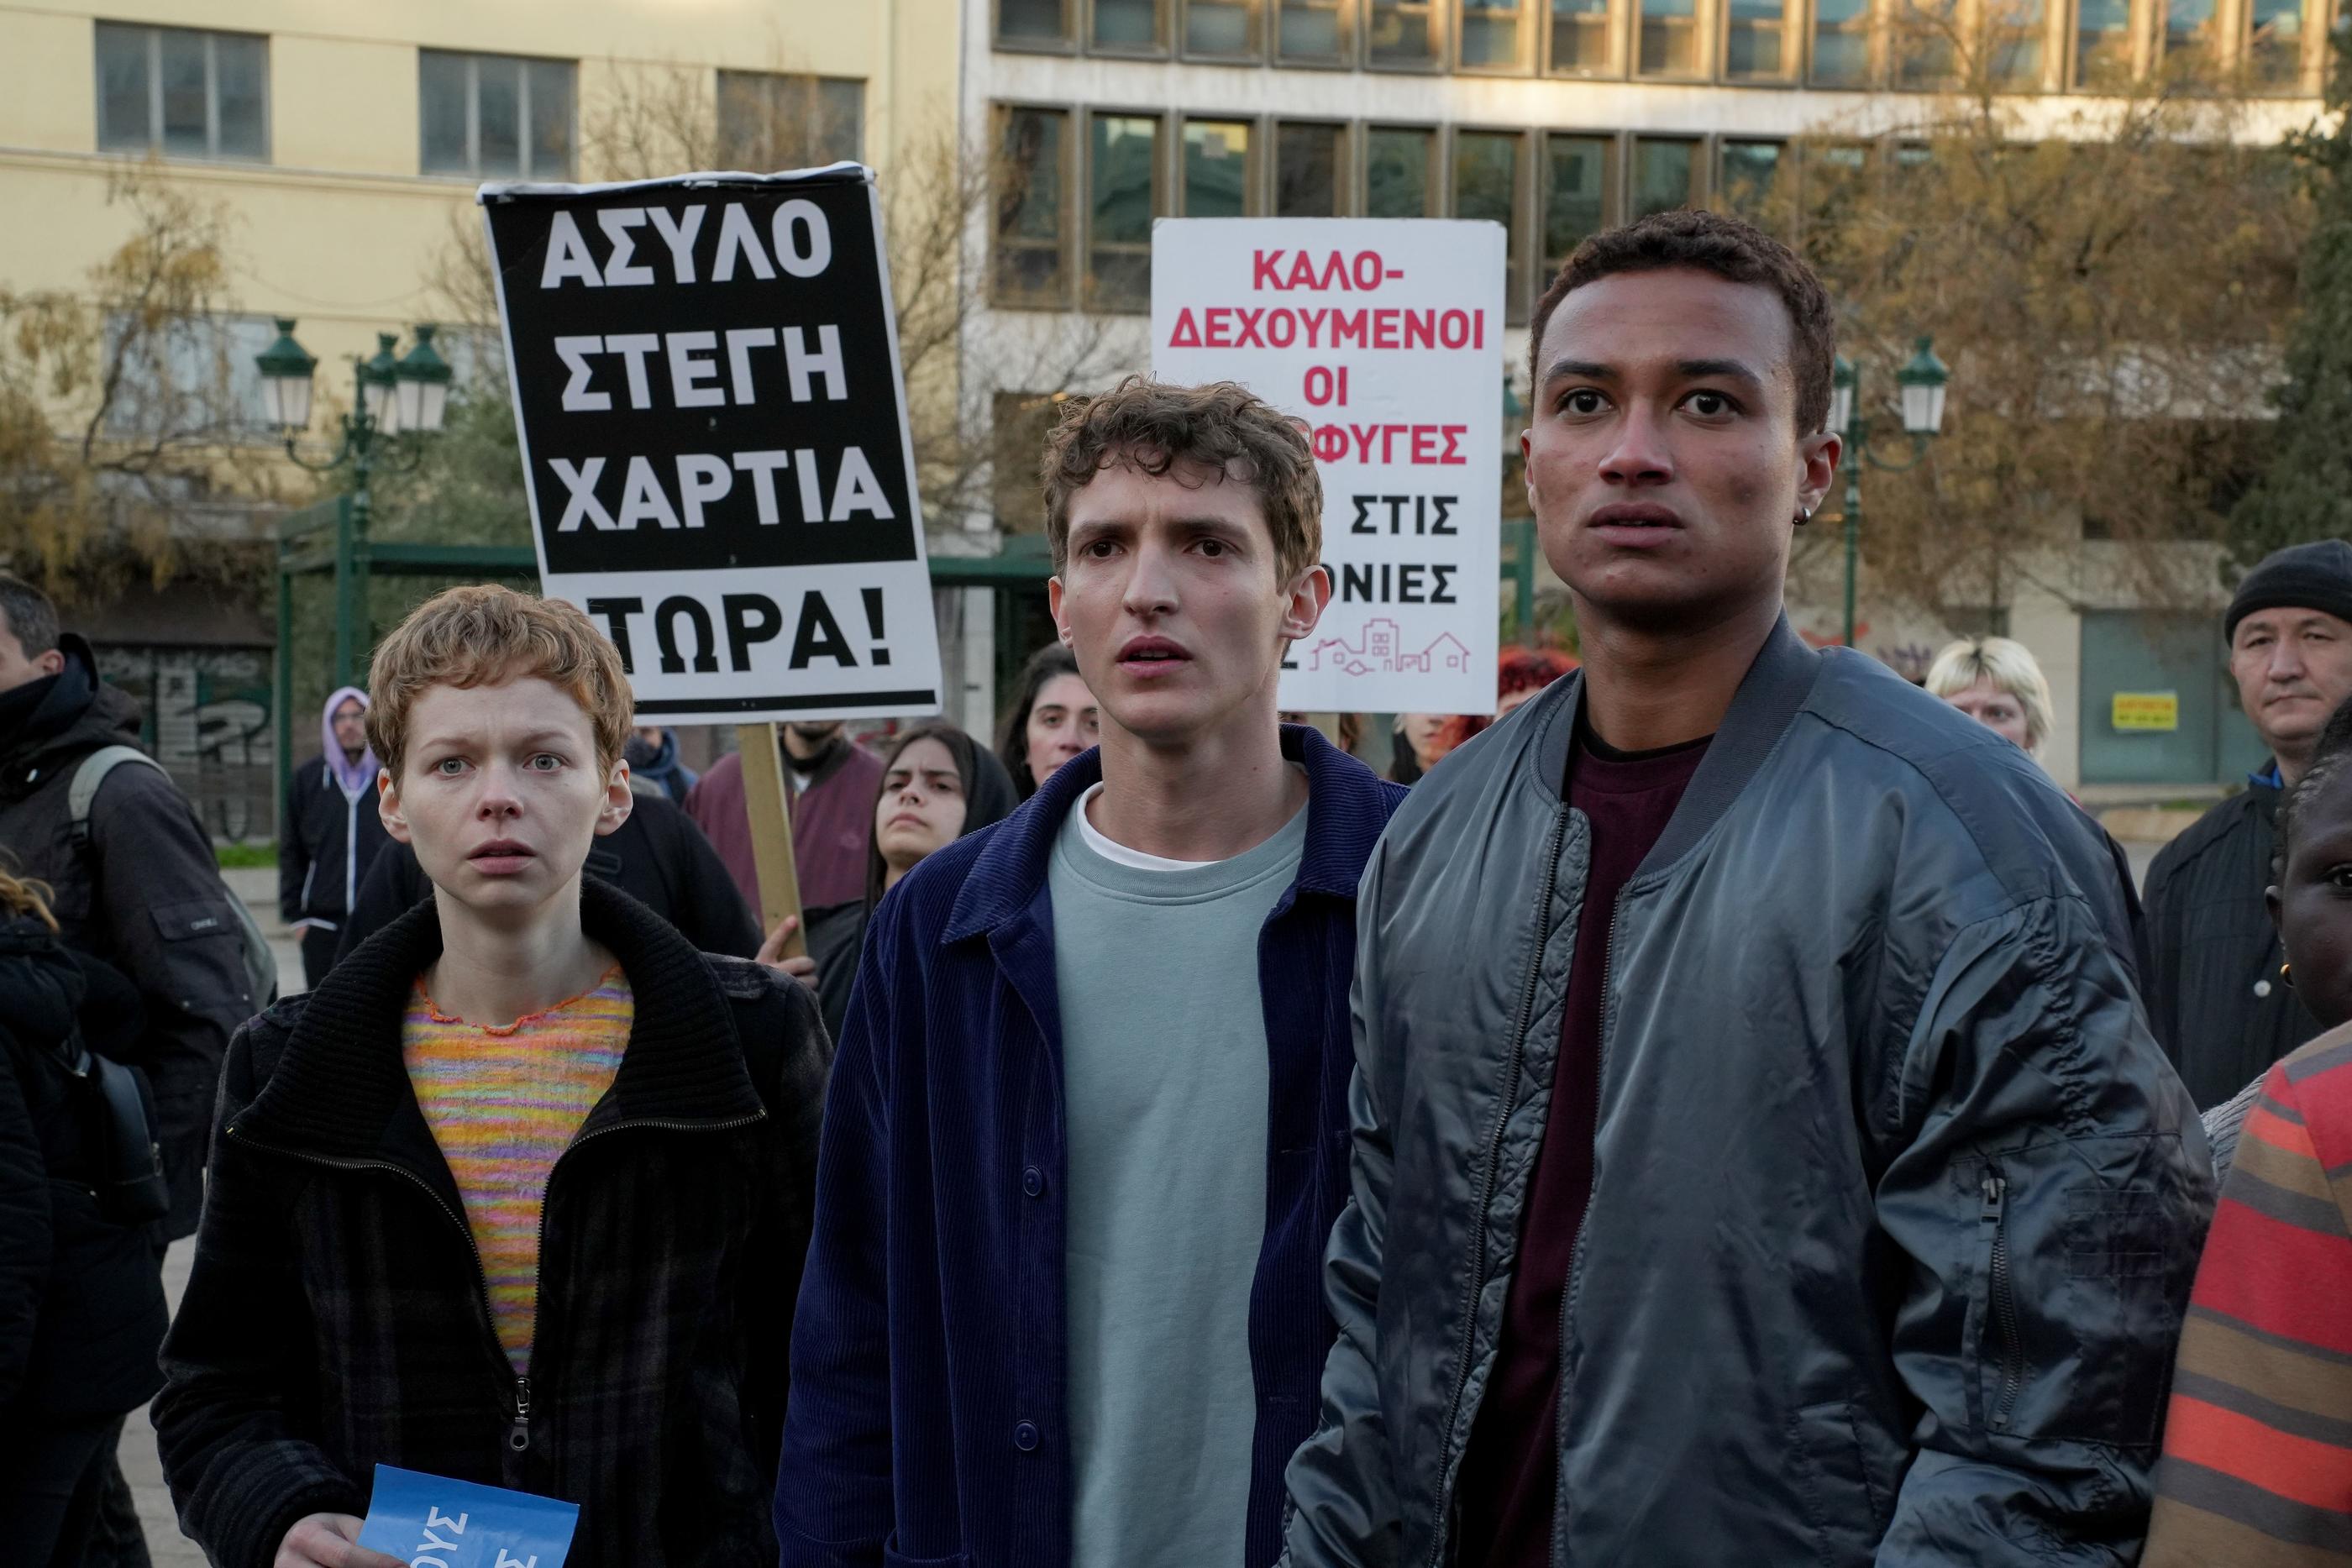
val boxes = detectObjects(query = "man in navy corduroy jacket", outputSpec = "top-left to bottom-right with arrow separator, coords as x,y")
777,378 -> 1406,1568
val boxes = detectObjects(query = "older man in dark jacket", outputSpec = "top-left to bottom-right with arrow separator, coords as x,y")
1280,212 -> 2208,1568
0,575 -> 255,1241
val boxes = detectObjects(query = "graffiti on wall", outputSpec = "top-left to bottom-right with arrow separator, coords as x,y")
93,645 -> 273,842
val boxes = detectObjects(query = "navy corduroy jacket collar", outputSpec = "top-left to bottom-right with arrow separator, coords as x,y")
942,721 -> 1392,945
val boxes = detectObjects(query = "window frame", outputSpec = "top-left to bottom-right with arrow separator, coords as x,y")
713,70 -> 867,170
990,101 -> 1079,311
1627,133 -> 1708,218
1365,0 -> 1450,70
2240,0 -> 2318,90
995,0 -> 1082,50
417,49 -> 576,181
1720,0 -> 1800,78
1713,134 -> 1789,226
1633,0 -> 1714,78
1088,0 -> 1176,54
1539,128 -> 1622,286
1268,0 -> 1362,62
2067,0 -> 2138,88
94,22 -> 271,163
1458,0 -> 1541,71
1273,118 -> 1355,216
1361,121 -> 1445,217
1179,114 -> 1264,216
1449,123 -> 1534,324
1806,0 -> 1881,86
1544,0 -> 1631,75
1179,0 -> 1270,57
1083,106 -> 1168,314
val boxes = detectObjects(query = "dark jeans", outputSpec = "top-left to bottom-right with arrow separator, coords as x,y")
300,925 -> 340,990
0,1412 -> 123,1565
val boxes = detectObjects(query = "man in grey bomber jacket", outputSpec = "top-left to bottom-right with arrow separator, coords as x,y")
1278,211 -> 2212,1567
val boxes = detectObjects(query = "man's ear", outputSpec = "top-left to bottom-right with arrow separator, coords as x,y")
1798,431 -> 1841,522
2267,882 -> 2284,935
35,648 -> 63,679
1048,574 -> 1073,646
377,767 -> 412,846
1280,564 -> 1332,644
596,759 -> 634,838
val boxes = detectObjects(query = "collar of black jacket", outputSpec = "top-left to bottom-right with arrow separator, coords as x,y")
0,634 -> 109,785
1520,612 -> 1824,880
942,721 -> 1392,942
233,877 -> 763,1164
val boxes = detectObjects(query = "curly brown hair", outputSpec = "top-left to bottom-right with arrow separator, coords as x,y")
1529,209 -> 1839,437
1038,376 -> 1323,587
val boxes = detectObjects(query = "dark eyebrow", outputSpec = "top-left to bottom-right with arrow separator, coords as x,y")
1543,359 -> 1615,385
1676,358 -> 1767,388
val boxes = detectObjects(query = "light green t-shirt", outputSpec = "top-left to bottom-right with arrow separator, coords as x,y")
1049,784 -> 1308,1568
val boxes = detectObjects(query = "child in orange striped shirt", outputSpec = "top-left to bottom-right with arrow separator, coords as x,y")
154,587 -> 829,1568
2147,693 -> 2352,1565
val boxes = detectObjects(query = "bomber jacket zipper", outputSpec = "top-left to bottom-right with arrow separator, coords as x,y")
229,1108 -> 767,1463
1981,1171 -> 2024,1431
1426,803 -> 1574,1568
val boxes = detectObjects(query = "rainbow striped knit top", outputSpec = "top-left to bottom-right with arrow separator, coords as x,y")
402,967 -> 633,1375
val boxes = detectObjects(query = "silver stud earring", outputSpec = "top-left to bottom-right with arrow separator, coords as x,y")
1795,506 -> 1814,527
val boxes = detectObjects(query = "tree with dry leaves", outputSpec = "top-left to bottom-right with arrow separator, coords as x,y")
0,167 -> 274,605
1745,47 -> 2309,631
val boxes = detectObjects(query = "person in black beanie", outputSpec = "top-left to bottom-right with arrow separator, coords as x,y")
2140,538 -> 2352,1106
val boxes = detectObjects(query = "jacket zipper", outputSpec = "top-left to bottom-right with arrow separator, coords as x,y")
1426,803 -> 1574,1568
225,1124 -> 524,1443
1549,889 -> 1627,1561
1981,1172 -> 2024,1431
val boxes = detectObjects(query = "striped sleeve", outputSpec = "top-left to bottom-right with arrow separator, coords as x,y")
2145,1041 -> 2352,1567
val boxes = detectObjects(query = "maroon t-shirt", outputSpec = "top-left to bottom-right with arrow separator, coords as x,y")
1453,726 -> 1711,1568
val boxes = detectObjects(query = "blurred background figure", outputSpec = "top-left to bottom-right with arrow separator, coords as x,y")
805,722 -> 1016,1039
279,686 -> 392,989
1388,712 -> 1457,786
1926,637 -> 2055,763
1436,648 -> 1579,756
688,720 -> 883,915
996,643 -> 1099,801
0,864 -> 165,1565
623,723 -> 697,804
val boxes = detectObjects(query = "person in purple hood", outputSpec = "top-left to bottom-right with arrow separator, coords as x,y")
280,685 -> 394,988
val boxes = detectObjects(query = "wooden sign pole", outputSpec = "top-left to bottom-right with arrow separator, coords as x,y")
736,721 -> 806,960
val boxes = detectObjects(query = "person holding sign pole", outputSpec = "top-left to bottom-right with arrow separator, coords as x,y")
154,586 -> 829,1568
1276,211 -> 2208,1568
779,379 -> 1404,1568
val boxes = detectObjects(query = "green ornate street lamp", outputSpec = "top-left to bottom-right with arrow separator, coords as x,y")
1828,336 -> 1951,648
255,320 -> 452,684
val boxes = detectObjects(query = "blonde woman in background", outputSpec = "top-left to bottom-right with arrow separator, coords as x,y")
1926,636 -> 2056,762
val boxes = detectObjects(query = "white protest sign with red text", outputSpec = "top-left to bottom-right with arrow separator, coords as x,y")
1151,218 -> 1504,715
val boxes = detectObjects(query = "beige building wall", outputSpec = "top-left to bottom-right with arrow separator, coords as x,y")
0,0 -> 962,428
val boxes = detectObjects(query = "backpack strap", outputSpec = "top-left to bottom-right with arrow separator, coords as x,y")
67,745 -> 165,853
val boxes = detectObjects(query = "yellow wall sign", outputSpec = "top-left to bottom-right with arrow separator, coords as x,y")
2113,692 -> 2181,732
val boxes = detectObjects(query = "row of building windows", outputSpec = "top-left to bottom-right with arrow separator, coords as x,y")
992,105 -> 1948,317
996,0 -> 2323,92
92,23 -> 864,179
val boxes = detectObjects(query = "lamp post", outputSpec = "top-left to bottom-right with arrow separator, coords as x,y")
1828,336 -> 1950,649
255,320 -> 451,685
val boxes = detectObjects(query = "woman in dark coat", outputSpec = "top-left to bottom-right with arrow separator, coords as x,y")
805,724 -> 1018,1040
0,864 -> 165,1563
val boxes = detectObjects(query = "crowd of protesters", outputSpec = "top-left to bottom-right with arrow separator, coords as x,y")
2,209 -> 2350,1565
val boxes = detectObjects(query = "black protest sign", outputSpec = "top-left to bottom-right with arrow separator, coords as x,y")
481,166 -> 942,721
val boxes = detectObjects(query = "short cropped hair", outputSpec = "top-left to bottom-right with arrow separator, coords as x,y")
0,573 -> 60,658
365,585 -> 633,781
1924,636 -> 2055,753
2279,693 -> 2352,880
1040,376 -> 1323,587
1530,209 -> 1839,437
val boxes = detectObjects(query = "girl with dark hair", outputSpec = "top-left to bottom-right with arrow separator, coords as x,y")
2145,693 -> 2352,1565
805,723 -> 1019,1038
995,643 -> 1100,800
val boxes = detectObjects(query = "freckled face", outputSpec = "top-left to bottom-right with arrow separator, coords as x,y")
1524,267 -> 1835,634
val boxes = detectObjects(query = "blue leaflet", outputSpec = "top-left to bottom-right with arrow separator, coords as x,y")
355,1465 -> 580,1568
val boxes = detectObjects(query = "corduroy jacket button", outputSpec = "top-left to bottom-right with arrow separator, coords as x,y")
1022,1166 -> 1045,1198
1014,1421 -> 1041,1452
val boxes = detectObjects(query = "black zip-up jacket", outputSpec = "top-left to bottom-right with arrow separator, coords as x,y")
153,878 -> 830,1568
2136,779 -> 2323,1108
0,634 -> 257,1240
278,754 -> 393,932
1280,617 -> 2211,1568
0,915 -> 165,1421
335,790 -> 761,963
